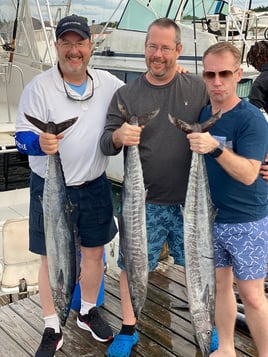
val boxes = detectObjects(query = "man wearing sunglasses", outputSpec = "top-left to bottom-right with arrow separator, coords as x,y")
15,15 -> 124,357
187,42 -> 268,357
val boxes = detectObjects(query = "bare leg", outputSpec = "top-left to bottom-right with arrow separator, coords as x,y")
80,246 -> 104,304
120,270 -> 136,325
210,267 -> 236,357
38,255 -> 56,316
237,278 -> 268,357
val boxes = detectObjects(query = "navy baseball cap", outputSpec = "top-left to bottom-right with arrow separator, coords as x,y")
56,15 -> 90,39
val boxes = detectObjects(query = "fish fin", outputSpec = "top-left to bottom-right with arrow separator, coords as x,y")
168,110 -> 222,134
57,269 -> 64,289
55,118 -> 78,135
145,188 -> 148,199
202,284 -> 210,306
117,101 -> 159,127
24,113 -> 78,134
138,108 -> 160,126
38,195 -> 43,207
168,114 -> 194,133
212,207 -> 218,221
180,204 -> 184,218
200,110 -> 222,133
24,114 -> 48,132
117,101 -> 131,121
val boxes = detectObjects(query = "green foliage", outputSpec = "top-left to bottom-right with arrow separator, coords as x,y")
253,6 -> 268,12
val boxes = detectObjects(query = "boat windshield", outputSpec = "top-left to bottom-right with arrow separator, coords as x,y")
117,0 -> 180,32
117,0 -> 230,32
182,0 -> 229,22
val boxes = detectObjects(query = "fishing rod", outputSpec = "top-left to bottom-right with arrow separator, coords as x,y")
192,0 -> 198,74
9,0 -> 20,64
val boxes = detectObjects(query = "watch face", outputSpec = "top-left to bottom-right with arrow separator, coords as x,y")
209,144 -> 223,158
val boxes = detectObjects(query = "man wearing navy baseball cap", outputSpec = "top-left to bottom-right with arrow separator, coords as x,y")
56,15 -> 91,40
16,13 -> 125,357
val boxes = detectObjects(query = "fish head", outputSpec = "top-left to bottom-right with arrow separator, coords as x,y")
192,312 -> 213,357
195,329 -> 212,357
58,304 -> 71,326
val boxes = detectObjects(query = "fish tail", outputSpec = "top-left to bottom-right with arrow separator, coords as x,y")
24,113 -> 78,134
168,109 -> 222,134
200,110 -> 222,133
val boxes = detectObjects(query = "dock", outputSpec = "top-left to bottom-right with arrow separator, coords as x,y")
0,258 -> 257,357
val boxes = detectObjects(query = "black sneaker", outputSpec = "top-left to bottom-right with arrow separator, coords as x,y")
35,327 -> 63,357
77,307 -> 113,342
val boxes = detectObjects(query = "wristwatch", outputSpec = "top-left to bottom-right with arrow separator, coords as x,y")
209,143 -> 224,158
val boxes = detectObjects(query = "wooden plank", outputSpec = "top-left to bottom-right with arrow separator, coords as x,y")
0,327 -> 31,356
0,259 -> 259,357
0,303 -> 42,356
153,260 -> 258,357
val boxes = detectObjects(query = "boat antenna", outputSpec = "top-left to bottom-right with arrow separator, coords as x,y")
9,0 -> 20,64
241,0 -> 252,63
192,0 -> 198,74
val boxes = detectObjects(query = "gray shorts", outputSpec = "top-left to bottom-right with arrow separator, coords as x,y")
29,171 -> 117,255
213,216 -> 268,280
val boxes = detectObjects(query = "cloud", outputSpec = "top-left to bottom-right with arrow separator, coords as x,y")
70,0 -> 127,23
0,0 -> 127,24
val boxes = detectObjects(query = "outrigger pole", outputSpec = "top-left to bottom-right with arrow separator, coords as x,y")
9,0 -> 20,64
192,0 -> 198,74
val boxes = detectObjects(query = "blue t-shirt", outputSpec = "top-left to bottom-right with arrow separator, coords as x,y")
199,100 -> 268,223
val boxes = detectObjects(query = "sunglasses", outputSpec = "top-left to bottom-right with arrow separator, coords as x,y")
203,68 -> 239,80
58,64 -> 94,102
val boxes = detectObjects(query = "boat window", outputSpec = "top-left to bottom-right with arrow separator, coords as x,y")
181,0 -> 216,23
107,69 -> 142,83
117,0 -> 179,32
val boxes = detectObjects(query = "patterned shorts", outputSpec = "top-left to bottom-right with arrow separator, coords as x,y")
213,215 -> 268,280
118,202 -> 184,271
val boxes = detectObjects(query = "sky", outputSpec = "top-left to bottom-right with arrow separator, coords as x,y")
1,0 -> 267,23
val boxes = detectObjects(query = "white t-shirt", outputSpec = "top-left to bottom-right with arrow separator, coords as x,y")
16,65 -> 124,186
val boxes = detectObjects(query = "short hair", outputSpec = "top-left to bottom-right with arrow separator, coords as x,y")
246,40 -> 268,71
146,17 -> 181,46
203,42 -> 241,67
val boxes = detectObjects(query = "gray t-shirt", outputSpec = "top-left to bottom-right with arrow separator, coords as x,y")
101,72 -> 208,205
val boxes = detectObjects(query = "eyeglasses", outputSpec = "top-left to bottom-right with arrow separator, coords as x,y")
58,40 -> 89,50
146,44 -> 177,55
58,64 -> 94,102
202,68 -> 239,80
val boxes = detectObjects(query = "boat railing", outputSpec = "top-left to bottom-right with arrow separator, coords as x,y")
0,62 -> 24,125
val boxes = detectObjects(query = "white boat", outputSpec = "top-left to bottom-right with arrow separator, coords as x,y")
90,0 -> 268,182
0,0 -> 267,298
91,0 -> 268,80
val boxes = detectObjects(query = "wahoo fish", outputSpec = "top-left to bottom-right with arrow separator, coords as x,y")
118,102 -> 159,319
168,111 -> 221,357
24,113 -> 79,326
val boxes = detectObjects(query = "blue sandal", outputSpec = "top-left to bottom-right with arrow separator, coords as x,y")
107,331 -> 139,357
210,327 -> 219,353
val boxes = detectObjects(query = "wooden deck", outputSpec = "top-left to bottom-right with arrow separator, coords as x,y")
0,259 -> 258,357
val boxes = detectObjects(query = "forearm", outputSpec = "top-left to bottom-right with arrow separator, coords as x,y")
100,129 -> 122,156
215,147 -> 261,185
15,131 -> 45,156
188,132 -> 262,185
